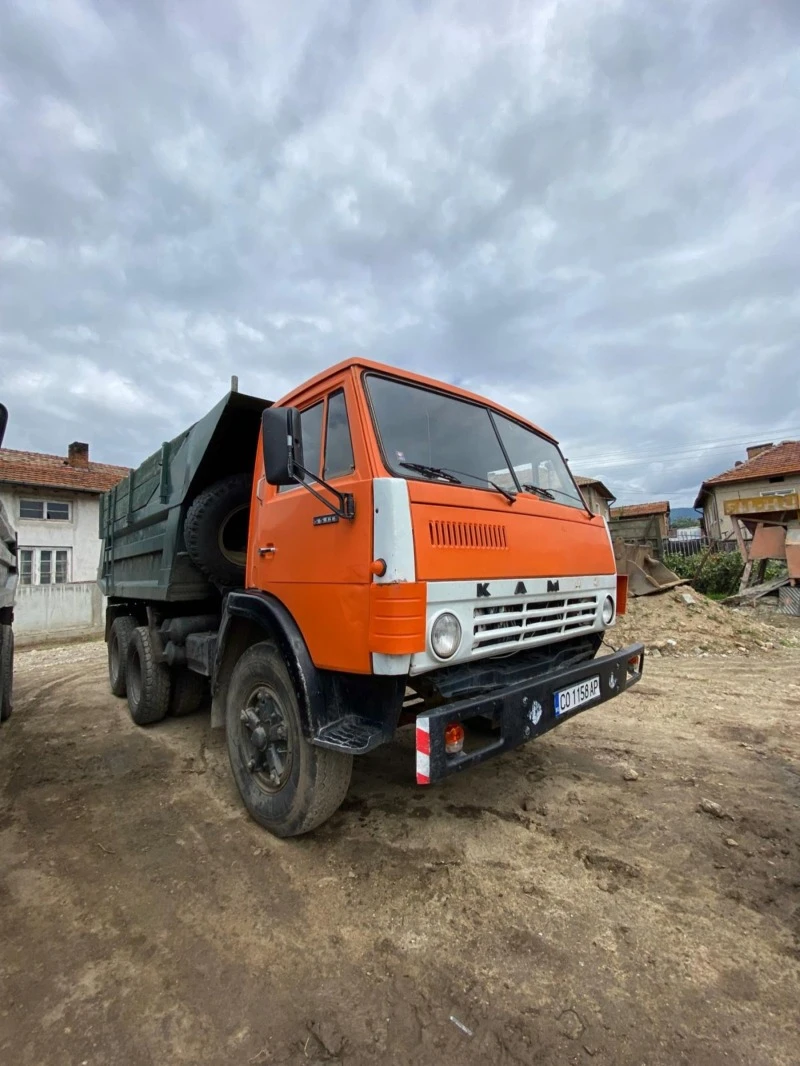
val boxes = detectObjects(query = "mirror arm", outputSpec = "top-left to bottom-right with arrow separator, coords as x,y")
290,462 -> 355,520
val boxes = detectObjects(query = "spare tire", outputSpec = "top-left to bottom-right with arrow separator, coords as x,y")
184,473 -> 252,587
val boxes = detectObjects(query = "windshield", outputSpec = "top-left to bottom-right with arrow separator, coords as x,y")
364,374 -> 586,510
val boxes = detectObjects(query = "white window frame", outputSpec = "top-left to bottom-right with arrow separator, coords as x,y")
18,498 -> 72,521
19,547 -> 72,585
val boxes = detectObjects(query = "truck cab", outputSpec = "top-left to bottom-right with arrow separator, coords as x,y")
254,359 -> 622,673
100,359 -> 642,837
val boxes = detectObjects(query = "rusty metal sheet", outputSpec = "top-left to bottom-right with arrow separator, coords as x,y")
723,493 -> 799,516
786,525 -> 800,580
778,585 -> 800,615
749,523 -> 787,560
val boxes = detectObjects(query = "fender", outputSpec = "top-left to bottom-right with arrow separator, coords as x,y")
212,589 -> 326,739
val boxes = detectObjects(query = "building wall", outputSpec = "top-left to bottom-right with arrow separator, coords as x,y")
581,486 -> 612,520
704,476 -> 800,540
0,486 -> 101,582
610,512 -> 670,542
14,582 -> 105,644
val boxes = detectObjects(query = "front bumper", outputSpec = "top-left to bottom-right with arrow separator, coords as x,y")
415,643 -> 645,784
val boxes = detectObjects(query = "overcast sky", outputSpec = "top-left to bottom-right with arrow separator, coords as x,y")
1,0 -> 799,506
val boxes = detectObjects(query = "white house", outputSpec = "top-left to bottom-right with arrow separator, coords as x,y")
0,441 -> 128,641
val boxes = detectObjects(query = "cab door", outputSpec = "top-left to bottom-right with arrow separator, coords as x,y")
250,373 -> 374,673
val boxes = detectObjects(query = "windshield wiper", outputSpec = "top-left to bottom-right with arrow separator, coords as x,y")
400,461 -> 516,503
477,476 -> 517,504
521,483 -> 584,506
520,483 -> 555,501
399,462 -> 462,484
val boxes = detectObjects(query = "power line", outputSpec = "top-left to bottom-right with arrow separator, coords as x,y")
566,423 -> 800,468
569,434 -> 800,470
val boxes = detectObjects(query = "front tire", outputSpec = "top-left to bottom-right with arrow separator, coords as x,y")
126,627 -> 171,726
108,615 -> 138,697
226,642 -> 352,837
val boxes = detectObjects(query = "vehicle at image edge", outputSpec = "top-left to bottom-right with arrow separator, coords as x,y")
0,403 -> 18,728
98,359 -> 643,837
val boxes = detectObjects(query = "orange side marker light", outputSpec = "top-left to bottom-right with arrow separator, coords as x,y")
445,722 -> 465,755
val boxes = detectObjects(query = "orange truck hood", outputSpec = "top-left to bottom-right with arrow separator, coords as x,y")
407,480 -> 615,582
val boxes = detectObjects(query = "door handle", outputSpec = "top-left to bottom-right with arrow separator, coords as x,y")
258,545 -> 276,556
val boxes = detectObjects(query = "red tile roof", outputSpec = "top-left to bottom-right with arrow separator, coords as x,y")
0,447 -> 129,494
610,500 -> 670,519
574,475 -> 615,500
698,440 -> 800,492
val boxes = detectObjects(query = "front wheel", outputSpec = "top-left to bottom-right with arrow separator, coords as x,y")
226,642 -> 352,837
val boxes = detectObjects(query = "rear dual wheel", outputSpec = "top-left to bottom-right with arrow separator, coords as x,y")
226,642 -> 352,837
108,615 -> 138,697
110,619 -> 206,722
126,627 -> 171,726
170,667 -> 207,717
0,624 -> 13,722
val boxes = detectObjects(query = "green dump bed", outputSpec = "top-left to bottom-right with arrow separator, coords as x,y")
98,389 -> 270,603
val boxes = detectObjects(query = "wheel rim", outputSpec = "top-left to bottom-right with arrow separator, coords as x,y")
218,504 -> 249,566
239,684 -> 292,793
128,649 -> 142,705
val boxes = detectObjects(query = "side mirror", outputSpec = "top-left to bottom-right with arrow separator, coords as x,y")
0,404 -> 7,449
261,406 -> 304,486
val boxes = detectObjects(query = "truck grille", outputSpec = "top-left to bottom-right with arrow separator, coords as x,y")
429,520 -> 507,549
473,593 -> 599,652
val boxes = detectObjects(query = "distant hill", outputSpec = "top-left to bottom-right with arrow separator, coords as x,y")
670,507 -> 700,524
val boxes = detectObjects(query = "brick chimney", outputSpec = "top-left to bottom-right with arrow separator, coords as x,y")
68,442 -> 89,468
746,443 -> 773,461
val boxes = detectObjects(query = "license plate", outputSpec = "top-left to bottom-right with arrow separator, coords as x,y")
553,675 -> 600,717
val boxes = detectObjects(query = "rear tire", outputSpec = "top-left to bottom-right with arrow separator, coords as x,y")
0,624 -> 13,722
108,615 -> 138,697
126,627 -> 171,726
226,642 -> 352,837
184,473 -> 251,587
170,668 -> 207,717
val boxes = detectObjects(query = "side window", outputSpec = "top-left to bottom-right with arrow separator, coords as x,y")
278,401 -> 324,492
324,390 -> 355,480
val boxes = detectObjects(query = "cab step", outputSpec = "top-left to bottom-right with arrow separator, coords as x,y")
313,715 -> 389,755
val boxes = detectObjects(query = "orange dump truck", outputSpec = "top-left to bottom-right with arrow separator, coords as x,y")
99,359 -> 642,836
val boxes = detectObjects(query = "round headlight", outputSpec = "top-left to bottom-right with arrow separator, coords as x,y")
431,612 -> 462,659
602,596 -> 615,625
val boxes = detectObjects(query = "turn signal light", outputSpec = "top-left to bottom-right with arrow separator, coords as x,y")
445,722 -> 465,754
627,654 -> 641,675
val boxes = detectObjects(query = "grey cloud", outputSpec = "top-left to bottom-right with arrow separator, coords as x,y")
1,0 -> 799,505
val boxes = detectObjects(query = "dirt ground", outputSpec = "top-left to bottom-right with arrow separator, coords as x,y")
1,608 -> 799,1065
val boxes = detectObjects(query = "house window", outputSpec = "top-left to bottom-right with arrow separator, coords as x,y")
19,548 -> 71,585
19,499 -> 71,521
